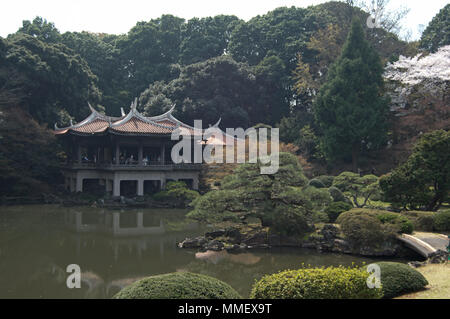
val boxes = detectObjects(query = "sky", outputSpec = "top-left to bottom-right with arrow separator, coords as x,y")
0,0 -> 448,40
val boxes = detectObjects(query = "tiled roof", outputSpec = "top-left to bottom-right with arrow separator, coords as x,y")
54,102 -> 227,141
110,117 -> 173,135
71,119 -> 109,134
154,119 -> 177,127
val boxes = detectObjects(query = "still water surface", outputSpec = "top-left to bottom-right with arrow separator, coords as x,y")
0,205 -> 403,298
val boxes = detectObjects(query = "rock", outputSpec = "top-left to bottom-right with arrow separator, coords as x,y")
225,243 -> 248,252
225,244 -> 241,252
320,224 -> 339,241
428,249 -> 449,264
205,229 -> 226,239
205,240 -> 224,251
178,236 -> 207,249
357,245 -> 397,257
242,231 -> 267,246
225,227 -> 242,240
332,239 -> 352,254
408,261 -> 427,268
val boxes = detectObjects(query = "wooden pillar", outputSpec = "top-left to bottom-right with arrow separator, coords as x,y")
106,179 -> 112,193
137,179 -> 144,196
161,143 -> 165,164
192,176 -> 199,190
138,143 -> 143,166
115,144 -> 120,165
77,145 -> 82,163
76,176 -> 83,193
113,177 -> 120,197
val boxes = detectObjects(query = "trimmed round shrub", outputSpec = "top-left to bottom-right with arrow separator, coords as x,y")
303,186 -> 333,212
325,201 -> 353,223
336,209 -> 414,251
316,175 -> 334,188
250,266 -> 382,299
337,211 -> 393,248
113,272 -> 241,299
369,262 -> 428,299
401,211 -> 436,232
434,209 -> 450,231
268,205 -> 313,237
309,178 -> 326,188
328,186 -> 347,202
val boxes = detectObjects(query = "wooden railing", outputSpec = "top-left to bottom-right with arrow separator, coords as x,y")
63,161 -> 202,170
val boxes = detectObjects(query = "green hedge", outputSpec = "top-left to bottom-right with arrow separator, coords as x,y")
328,186 -> 347,202
113,272 -> 241,299
401,211 -> 436,232
250,266 -> 382,299
325,201 -> 353,223
434,209 -> 450,231
370,262 -> 428,298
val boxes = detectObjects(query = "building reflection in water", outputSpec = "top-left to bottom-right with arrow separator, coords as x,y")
61,209 -> 196,298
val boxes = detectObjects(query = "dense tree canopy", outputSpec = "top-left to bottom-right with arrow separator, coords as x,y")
0,108 -> 61,196
0,1 -> 433,197
420,4 -> 450,52
313,19 -> 389,170
118,15 -> 185,99
179,15 -> 241,65
61,31 -> 125,115
1,33 -> 101,125
18,16 -> 61,43
139,56 -> 288,128
380,130 -> 450,211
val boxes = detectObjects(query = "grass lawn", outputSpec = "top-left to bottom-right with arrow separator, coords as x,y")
396,264 -> 450,299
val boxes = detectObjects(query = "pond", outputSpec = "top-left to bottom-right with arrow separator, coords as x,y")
0,205 -> 407,298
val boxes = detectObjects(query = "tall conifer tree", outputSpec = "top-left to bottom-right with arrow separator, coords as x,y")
314,18 -> 389,171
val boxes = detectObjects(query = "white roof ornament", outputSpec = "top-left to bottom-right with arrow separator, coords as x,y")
130,97 -> 138,112
211,118 -> 221,128
167,104 -> 175,115
120,107 -> 126,117
88,102 -> 97,114
70,119 -> 73,126
54,123 -> 59,130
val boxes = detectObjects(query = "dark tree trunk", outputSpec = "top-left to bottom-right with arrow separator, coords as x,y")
352,144 -> 359,173
426,194 -> 442,212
